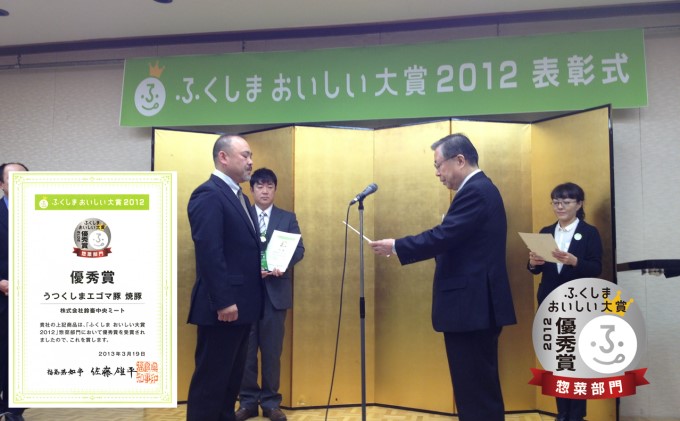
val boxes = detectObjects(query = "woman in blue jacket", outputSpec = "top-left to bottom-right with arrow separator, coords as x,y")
527,182 -> 603,421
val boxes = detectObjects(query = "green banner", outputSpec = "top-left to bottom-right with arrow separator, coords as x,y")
120,29 -> 646,127
35,194 -> 150,210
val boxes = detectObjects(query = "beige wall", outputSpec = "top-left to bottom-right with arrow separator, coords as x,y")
2,12 -> 680,419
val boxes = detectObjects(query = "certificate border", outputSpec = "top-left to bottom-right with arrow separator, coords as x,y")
9,172 -> 177,407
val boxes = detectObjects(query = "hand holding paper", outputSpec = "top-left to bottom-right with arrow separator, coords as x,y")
369,239 -> 394,257
518,232 -> 560,264
342,221 -> 393,257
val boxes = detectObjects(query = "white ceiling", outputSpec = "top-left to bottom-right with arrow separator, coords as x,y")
0,0 -> 671,50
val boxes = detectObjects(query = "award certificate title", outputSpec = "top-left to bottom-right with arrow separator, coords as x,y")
8,172 -> 177,407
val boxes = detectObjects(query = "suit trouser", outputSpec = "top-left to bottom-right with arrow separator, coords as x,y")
444,326 -> 504,421
239,291 -> 286,410
0,306 -> 25,416
186,323 -> 251,421
556,397 -> 586,420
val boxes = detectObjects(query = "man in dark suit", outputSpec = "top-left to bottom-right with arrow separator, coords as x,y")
186,136 -> 264,421
370,134 -> 516,421
0,162 -> 28,421
236,168 -> 304,421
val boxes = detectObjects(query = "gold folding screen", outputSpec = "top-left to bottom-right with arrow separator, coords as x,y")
530,107 -> 615,420
372,121 -> 453,412
153,129 -> 217,401
154,106 -> 613,418
291,126 -> 376,406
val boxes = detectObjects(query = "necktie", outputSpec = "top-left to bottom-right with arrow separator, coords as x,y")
237,188 -> 255,230
258,211 -> 268,236
258,212 -> 269,244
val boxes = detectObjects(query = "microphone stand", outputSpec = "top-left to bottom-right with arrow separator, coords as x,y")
357,199 -> 367,421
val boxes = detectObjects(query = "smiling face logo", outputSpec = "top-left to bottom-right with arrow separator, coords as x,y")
73,218 -> 112,258
578,314 -> 637,374
532,278 -> 646,378
134,61 -> 166,117
89,229 -> 110,250
530,278 -> 649,400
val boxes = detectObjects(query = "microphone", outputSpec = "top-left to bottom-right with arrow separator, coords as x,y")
349,183 -> 378,205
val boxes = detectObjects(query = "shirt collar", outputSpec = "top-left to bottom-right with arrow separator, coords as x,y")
212,169 -> 241,195
558,218 -> 580,232
256,204 -> 273,216
457,169 -> 481,191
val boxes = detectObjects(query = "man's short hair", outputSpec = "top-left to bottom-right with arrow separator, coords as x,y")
250,168 -> 278,188
212,134 -> 241,162
0,162 -> 29,182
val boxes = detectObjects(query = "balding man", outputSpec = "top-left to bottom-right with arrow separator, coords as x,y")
185,136 -> 264,421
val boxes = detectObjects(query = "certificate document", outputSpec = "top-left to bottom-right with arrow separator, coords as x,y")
8,172 -> 177,407
518,232 -> 560,263
266,230 -> 302,272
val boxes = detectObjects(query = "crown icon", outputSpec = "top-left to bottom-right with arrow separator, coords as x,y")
149,61 -> 165,78
604,290 -> 634,317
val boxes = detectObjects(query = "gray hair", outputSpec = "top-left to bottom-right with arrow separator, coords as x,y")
431,133 -> 479,167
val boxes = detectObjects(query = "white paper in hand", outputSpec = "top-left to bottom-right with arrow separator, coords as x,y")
518,232 -> 560,263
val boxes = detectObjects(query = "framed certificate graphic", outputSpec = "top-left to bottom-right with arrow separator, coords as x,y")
8,172 -> 177,407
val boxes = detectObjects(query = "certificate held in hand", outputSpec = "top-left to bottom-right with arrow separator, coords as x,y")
518,232 -> 560,263
265,229 -> 302,272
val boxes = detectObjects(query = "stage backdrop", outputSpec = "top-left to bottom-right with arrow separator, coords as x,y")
153,105 -> 614,419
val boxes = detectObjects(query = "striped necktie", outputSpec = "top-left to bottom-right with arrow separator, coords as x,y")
258,211 -> 268,236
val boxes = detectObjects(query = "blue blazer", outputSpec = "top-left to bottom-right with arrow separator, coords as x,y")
186,174 -> 263,326
258,205 -> 304,310
529,220 -> 603,304
395,171 -> 517,333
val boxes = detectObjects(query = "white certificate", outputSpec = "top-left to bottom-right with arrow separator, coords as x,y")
266,230 -> 302,272
9,172 -> 177,408
518,232 -> 560,263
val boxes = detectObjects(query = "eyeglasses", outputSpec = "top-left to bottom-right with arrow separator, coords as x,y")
551,199 -> 577,207
434,155 -> 458,170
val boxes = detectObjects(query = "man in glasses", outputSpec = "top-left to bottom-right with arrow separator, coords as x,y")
370,133 -> 516,421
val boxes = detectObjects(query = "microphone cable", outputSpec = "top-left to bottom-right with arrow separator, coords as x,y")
323,204 -> 352,421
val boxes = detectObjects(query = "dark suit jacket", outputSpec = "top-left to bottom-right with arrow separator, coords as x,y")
258,205 -> 304,310
0,202 -> 8,312
186,174 -> 263,326
395,171 -> 516,333
529,220 -> 603,304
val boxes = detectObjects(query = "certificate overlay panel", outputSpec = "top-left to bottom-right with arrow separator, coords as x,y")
8,172 -> 177,407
